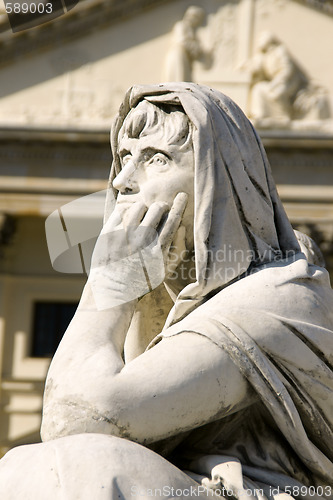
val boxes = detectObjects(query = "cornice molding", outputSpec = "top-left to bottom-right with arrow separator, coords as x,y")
1,125 -> 333,145
0,125 -> 109,142
258,129 -> 333,148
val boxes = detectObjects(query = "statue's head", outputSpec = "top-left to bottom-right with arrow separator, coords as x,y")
113,99 -> 195,249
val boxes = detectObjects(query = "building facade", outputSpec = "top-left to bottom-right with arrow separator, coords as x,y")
0,0 -> 333,456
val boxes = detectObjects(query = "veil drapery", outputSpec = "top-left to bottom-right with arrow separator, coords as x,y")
105,83 -> 300,326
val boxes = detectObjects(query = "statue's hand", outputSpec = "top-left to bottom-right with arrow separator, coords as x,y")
157,192 -> 188,278
88,193 -> 187,309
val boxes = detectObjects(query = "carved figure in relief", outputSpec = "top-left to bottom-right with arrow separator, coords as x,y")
248,32 -> 330,127
0,83 -> 333,499
163,6 -> 211,82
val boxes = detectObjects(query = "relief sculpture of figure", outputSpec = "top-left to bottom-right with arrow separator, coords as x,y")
248,32 -> 331,128
163,6 -> 211,82
0,83 -> 333,499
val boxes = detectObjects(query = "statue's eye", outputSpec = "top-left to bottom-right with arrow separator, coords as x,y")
149,153 -> 168,166
122,154 -> 132,165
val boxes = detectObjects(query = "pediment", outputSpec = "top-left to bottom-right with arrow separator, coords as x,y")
0,0 -> 332,132
0,0 -> 176,68
0,0 -> 332,67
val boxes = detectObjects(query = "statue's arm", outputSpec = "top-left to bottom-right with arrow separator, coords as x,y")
248,53 -> 265,80
110,331 -> 256,444
41,195 -> 256,443
41,300 -> 256,444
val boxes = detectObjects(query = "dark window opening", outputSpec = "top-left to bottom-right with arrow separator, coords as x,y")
31,301 -> 78,357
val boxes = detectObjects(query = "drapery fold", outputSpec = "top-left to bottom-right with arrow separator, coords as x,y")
150,255 -> 333,493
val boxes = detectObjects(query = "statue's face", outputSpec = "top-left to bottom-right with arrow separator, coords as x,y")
113,129 -> 195,248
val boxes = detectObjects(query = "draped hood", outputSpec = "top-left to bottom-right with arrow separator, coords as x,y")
105,83 -> 300,326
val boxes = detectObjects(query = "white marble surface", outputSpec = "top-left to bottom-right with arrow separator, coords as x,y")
1,84 -> 333,499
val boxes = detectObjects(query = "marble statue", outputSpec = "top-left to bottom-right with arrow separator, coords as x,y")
248,32 -> 331,128
163,7 -> 211,82
1,83 -> 333,499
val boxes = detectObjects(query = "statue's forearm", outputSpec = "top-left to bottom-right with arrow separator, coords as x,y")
40,283 -> 138,440
76,283 -> 138,353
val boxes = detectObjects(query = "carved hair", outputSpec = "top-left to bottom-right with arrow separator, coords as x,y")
118,100 -> 191,149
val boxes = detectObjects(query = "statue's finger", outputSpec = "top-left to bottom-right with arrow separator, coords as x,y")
159,192 -> 188,251
102,207 -> 122,234
123,201 -> 147,229
142,202 -> 169,230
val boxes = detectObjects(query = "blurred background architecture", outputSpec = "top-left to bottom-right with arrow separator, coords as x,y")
0,0 -> 333,456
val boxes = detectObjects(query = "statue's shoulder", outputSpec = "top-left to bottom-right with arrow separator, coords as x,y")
152,254 -> 333,347
191,254 -> 331,324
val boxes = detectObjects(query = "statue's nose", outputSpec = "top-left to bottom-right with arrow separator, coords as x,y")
112,160 -> 138,192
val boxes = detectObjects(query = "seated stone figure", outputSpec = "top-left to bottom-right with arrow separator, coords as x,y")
0,83 -> 333,500
248,32 -> 330,128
